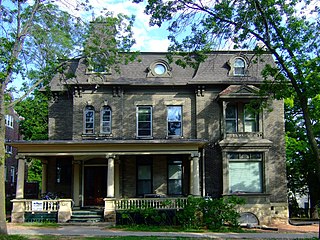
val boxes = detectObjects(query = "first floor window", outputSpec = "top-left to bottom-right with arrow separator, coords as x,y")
228,152 -> 263,193
137,106 -> 152,137
167,106 -> 182,136
168,159 -> 182,195
137,159 -> 152,196
84,106 -> 95,134
56,159 -> 72,184
4,166 -> 7,182
10,166 -> 15,183
101,106 -> 112,134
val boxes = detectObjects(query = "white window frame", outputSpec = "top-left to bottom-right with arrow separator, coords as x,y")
228,152 -> 263,193
84,106 -> 95,134
5,115 -> 13,128
136,106 -> 153,138
167,106 -> 182,137
233,58 -> 246,76
5,144 -> 12,154
101,106 -> 112,134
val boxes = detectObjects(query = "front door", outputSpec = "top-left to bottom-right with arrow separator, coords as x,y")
84,166 -> 108,206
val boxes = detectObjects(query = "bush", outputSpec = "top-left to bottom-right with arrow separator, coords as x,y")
176,196 -> 245,230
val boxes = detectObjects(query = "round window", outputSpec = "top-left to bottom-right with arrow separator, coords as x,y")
154,63 -> 166,75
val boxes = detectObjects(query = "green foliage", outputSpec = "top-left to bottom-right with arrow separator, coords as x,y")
176,196 -> 244,230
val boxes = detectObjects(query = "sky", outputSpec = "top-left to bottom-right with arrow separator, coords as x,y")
56,0 -> 171,52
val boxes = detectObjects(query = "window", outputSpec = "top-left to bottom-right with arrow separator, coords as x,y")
56,159 -> 72,184
244,106 -> 258,132
5,115 -> 13,128
167,106 -> 182,137
5,145 -> 12,154
226,104 -> 237,133
225,103 -> 258,133
137,106 -> 152,138
101,106 -> 112,134
234,58 -> 245,76
147,60 -> 172,77
168,159 -> 183,195
10,166 -> 15,183
84,106 -> 95,134
137,159 -> 152,196
228,152 -> 263,193
89,55 -> 107,73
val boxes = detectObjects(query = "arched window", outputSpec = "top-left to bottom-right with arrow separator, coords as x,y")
101,106 -> 112,134
234,58 -> 246,76
84,106 -> 95,134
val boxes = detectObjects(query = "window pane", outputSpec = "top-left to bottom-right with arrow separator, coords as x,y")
226,105 -> 236,118
168,106 -> 181,121
244,120 -> 257,132
138,165 -> 151,180
229,161 -> 262,193
137,180 -> 152,195
167,106 -> 182,136
168,180 -> 182,195
168,164 -> 182,180
226,120 -> 237,133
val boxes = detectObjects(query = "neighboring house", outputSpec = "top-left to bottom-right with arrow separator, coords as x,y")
10,51 -> 288,225
5,107 -> 23,198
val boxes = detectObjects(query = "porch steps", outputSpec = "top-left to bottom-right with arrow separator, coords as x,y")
68,209 -> 104,223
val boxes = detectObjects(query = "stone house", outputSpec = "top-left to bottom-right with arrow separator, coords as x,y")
10,51 -> 288,225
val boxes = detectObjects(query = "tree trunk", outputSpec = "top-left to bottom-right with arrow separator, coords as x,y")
0,84 -> 7,234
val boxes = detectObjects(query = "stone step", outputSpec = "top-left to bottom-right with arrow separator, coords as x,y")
68,209 -> 104,223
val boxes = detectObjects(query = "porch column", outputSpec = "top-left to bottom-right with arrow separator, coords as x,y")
16,155 -> 26,199
73,160 -> 81,207
107,156 -> 115,198
114,159 -> 120,198
190,153 -> 201,196
41,160 -> 48,195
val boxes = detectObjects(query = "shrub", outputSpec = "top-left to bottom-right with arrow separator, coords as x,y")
177,196 -> 245,230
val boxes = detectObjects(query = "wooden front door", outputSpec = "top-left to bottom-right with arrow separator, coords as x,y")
84,166 -> 108,206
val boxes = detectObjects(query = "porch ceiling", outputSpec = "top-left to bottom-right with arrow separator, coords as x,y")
10,139 -> 207,157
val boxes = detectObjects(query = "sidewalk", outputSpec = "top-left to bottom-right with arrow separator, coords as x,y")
7,223 -> 319,239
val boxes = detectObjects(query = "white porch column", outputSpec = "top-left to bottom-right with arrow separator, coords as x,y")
73,160 -> 81,207
41,160 -> 48,195
107,156 -> 115,198
16,155 -> 26,199
190,153 -> 201,196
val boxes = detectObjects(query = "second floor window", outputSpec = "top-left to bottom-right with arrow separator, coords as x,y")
101,106 -> 112,134
84,106 -> 95,134
5,145 -> 12,154
5,115 -> 13,128
167,106 -> 182,137
225,103 -> 258,133
137,106 -> 152,138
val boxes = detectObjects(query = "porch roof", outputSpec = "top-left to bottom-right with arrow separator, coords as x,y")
10,139 -> 207,157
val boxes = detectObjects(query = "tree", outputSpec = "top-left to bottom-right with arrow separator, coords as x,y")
0,0 -> 136,234
136,0 -> 320,218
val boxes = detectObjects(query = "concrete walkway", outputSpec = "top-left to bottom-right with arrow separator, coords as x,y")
6,223 -> 319,239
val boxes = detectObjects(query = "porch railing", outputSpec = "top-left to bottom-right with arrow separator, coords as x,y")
24,200 -> 59,212
115,197 -> 188,210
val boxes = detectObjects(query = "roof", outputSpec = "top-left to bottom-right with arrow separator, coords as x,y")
50,51 -> 275,91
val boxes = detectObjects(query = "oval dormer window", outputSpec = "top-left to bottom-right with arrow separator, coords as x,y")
154,63 -> 167,75
147,60 -> 172,78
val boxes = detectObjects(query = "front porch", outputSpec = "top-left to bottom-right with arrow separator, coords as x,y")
10,139 -> 205,223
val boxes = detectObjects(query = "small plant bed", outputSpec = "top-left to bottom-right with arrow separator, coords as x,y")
116,196 -> 246,232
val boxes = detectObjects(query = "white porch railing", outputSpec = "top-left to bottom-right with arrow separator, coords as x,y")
115,198 -> 188,210
11,199 -> 73,223
24,200 -> 59,212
